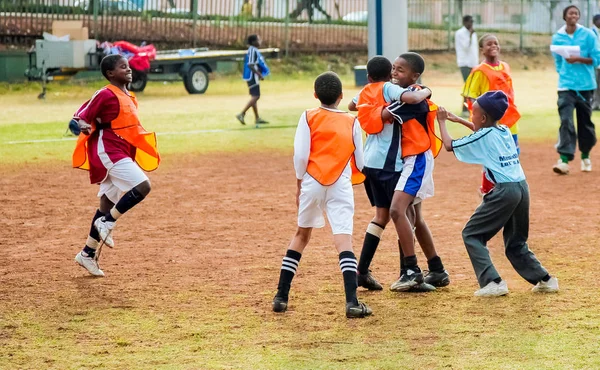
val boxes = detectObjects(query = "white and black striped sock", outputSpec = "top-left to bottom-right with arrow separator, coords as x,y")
276,250 -> 302,300
339,251 -> 359,305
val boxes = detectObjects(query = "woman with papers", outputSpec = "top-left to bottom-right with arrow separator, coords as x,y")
550,5 -> 600,175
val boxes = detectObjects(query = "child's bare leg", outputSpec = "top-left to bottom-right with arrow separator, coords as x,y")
357,207 -> 389,282
81,195 -> 114,258
241,95 -> 259,116
273,227 -> 312,311
251,97 -> 260,119
390,191 -> 417,265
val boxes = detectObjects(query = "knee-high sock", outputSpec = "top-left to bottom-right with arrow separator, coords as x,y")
82,209 -> 104,256
275,250 -> 302,300
357,222 -> 384,275
339,251 -> 358,305
105,187 -> 146,222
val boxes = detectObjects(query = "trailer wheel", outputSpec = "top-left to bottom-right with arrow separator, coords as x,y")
184,65 -> 209,94
130,71 -> 147,92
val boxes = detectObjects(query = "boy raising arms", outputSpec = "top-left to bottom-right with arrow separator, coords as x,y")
348,56 -> 448,291
272,72 -> 372,318
437,91 -> 559,296
73,55 -> 160,277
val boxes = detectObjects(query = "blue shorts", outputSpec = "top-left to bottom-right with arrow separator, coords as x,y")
395,151 -> 435,201
362,167 -> 402,209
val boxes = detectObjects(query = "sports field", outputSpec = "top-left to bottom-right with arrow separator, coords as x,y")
1,54 -> 599,369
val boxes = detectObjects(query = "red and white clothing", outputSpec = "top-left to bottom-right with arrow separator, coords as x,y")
74,88 -> 137,184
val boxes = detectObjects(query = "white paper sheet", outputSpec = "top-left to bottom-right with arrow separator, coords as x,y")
550,45 -> 581,58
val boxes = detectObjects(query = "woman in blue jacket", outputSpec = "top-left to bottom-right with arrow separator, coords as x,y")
551,5 -> 600,175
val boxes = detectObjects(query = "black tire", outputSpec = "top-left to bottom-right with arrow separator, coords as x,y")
129,70 -> 147,92
184,65 -> 209,94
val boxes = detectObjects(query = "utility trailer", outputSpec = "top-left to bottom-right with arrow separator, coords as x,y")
131,47 -> 280,94
24,42 -> 279,98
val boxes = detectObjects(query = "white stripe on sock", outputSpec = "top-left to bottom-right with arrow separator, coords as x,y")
339,258 -> 357,265
341,267 -> 358,273
281,261 -> 298,270
281,266 -> 297,274
282,257 -> 299,266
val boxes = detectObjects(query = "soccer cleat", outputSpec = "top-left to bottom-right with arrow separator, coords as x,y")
272,296 -> 288,313
94,217 -> 115,248
345,301 -> 373,318
357,271 -> 383,291
581,158 -> 592,172
235,113 -> 246,125
424,270 -> 451,287
75,251 -> 105,277
553,160 -> 570,175
474,280 -> 509,297
390,269 -> 424,292
408,282 -> 437,292
532,276 -> 559,293
255,118 -> 269,125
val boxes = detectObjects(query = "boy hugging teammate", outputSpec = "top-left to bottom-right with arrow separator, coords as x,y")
350,54 -> 449,292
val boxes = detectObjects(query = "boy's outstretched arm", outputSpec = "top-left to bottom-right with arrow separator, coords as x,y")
436,107 -> 454,152
400,88 -> 432,105
445,111 -> 475,131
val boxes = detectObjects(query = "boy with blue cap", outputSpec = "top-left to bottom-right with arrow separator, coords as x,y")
436,91 -> 559,297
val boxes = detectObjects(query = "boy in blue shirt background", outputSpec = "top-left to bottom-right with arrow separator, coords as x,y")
237,34 -> 270,128
436,91 -> 559,297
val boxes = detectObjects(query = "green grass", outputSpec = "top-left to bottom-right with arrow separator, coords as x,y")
1,65 -> 600,369
0,67 -> 570,165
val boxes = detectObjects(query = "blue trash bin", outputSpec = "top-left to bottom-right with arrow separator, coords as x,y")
354,65 -> 367,87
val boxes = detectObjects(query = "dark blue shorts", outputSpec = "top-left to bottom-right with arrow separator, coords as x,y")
247,80 -> 260,97
363,167 -> 402,209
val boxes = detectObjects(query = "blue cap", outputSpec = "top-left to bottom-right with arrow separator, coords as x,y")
476,90 -> 508,121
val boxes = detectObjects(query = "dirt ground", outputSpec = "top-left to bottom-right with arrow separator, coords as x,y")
1,143 -> 599,367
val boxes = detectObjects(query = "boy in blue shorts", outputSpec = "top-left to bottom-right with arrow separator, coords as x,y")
272,72 -> 372,318
348,55 -> 449,291
437,91 -> 559,296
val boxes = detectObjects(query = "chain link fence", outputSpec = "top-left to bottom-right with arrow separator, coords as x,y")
1,0 -> 599,52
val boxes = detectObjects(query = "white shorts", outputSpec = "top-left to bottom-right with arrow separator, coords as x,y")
297,173 -> 354,235
98,158 -> 148,204
395,150 -> 434,203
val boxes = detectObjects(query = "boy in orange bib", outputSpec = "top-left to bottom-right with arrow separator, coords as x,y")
272,72 -> 371,319
73,55 -> 160,277
462,34 -> 520,194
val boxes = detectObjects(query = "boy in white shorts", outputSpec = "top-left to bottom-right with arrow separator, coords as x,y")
72,54 -> 160,277
272,72 -> 372,319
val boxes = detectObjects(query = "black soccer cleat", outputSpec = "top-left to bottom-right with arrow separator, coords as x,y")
346,301 -> 373,319
272,296 -> 288,313
357,271 -> 383,291
424,270 -> 450,287
390,268 -> 424,292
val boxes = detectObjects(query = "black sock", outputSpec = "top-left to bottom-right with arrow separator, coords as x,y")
357,222 -> 384,275
339,251 -> 358,305
427,256 -> 445,273
89,209 -> 104,241
82,245 -> 96,258
275,250 -> 302,301
403,255 -> 420,272
493,277 -> 503,284
113,187 -> 146,218
541,274 -> 551,282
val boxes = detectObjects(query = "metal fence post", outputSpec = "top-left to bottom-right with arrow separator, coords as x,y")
519,0 -> 524,51
447,0 -> 452,51
192,0 -> 198,47
284,0 -> 290,57
92,0 -> 99,38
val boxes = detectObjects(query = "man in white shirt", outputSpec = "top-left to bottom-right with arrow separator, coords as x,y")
592,14 -> 600,110
455,15 -> 479,115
